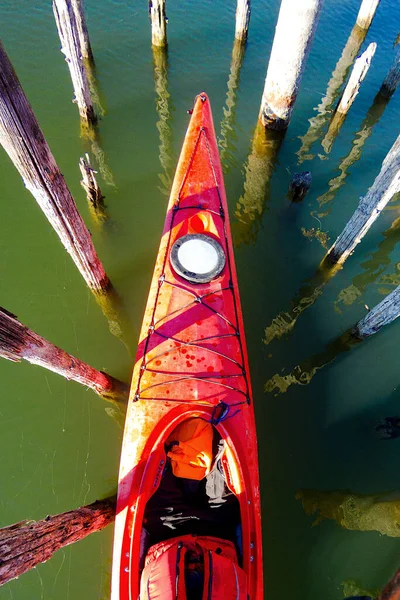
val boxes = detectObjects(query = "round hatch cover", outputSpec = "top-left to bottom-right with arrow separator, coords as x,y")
170,233 -> 226,284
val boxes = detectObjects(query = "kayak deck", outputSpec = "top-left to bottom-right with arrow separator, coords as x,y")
111,93 -> 263,600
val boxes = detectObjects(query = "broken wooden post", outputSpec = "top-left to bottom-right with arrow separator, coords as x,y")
79,153 -> 108,224
235,0 -> 251,42
287,171 -> 312,202
326,133 -> 400,265
149,0 -> 167,47
380,47 -> 400,98
356,0 -> 380,30
0,308 -> 129,403
71,0 -> 94,63
0,496 -> 116,585
353,286 -> 400,339
53,0 -> 96,126
220,38 -> 246,172
0,41 -> 109,294
259,0 -> 323,130
322,42 -> 377,153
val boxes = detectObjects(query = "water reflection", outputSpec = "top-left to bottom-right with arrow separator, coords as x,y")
335,215 -> 400,313
233,123 -> 285,246
316,92 -> 390,220
298,24 -> 368,163
152,45 -> 174,197
219,39 -> 246,174
265,329 -> 359,394
297,488 -> 400,537
82,124 -> 117,189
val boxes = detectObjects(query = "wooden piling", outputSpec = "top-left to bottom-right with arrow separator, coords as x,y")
322,42 -> 377,153
288,171 -> 312,202
326,134 -> 400,265
53,0 -> 96,125
0,496 -> 116,585
0,41 -> 109,293
235,0 -> 251,42
0,308 -> 129,403
353,286 -> 400,339
356,0 -> 380,30
149,0 -> 168,48
79,153 -> 106,212
380,48 -> 400,98
259,0 -> 323,130
71,0 -> 94,63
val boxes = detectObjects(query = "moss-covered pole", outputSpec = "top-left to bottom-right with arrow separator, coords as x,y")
0,496 -> 116,586
149,0 -> 167,47
235,0 -> 251,42
0,308 -> 129,403
53,0 -> 96,125
259,0 -> 323,130
0,41 -> 109,294
326,134 -> 400,265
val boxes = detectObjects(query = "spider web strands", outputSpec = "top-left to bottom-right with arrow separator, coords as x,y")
134,126 -> 251,408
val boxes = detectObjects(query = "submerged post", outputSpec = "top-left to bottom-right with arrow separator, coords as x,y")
353,286 -> 400,339
380,47 -> 400,98
259,0 -> 323,130
0,41 -> 109,293
149,0 -> 168,47
356,0 -> 380,30
235,0 -> 251,42
326,134 -> 400,265
79,153 -> 105,211
322,42 -> 377,152
53,0 -> 96,125
0,496 -> 116,585
0,308 -> 129,402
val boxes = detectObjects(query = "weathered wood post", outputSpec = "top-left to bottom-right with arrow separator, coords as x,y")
0,308 -> 129,403
287,171 -> 312,202
235,0 -> 251,42
53,0 -> 96,126
220,39 -> 246,172
298,0 -> 380,163
71,0 -> 94,63
353,286 -> 400,339
79,153 -> 108,225
152,46 -> 173,194
380,48 -> 400,98
149,0 -> 167,47
322,42 -> 377,153
0,41 -> 109,294
0,496 -> 116,585
356,0 -> 380,29
259,0 -> 323,130
326,134 -> 400,265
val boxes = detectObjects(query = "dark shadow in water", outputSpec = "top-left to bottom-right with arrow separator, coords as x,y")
334,214 -> 400,313
219,38 -> 246,174
297,24 -> 368,164
232,123 -> 285,246
152,45 -> 174,198
315,92 -> 390,221
265,328 -> 360,394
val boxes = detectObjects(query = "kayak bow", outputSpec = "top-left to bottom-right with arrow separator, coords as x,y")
111,93 -> 263,600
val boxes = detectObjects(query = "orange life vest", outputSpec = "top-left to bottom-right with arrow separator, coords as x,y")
139,535 -> 247,600
166,418 -> 214,480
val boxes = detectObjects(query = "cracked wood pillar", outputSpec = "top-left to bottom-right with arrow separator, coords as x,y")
326,133 -> 400,265
380,47 -> 400,98
356,0 -> 380,30
149,0 -> 167,47
259,0 -> 323,130
235,0 -> 251,42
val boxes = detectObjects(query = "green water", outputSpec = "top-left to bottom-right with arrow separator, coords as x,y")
1,0 -> 400,598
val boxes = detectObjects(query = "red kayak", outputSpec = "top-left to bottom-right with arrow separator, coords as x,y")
111,93 -> 263,599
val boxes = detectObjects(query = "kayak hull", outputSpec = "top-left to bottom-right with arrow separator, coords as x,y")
111,93 -> 263,600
